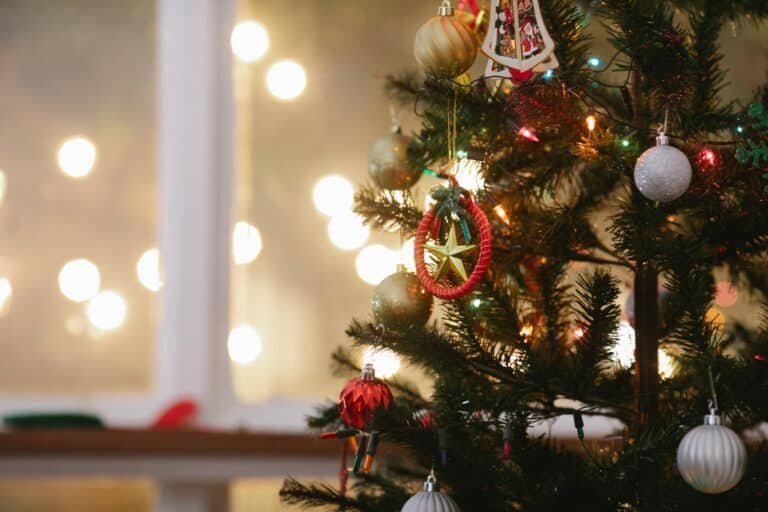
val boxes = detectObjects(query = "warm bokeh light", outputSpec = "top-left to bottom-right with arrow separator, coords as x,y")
706,307 -> 726,328
230,20 -> 269,63
87,290 -> 127,331
586,115 -> 597,132
613,320 -> 636,368
0,277 -> 12,316
715,281 -> 738,308
312,175 -> 354,217
400,238 -> 416,272
450,158 -> 485,192
57,136 -> 97,178
58,259 -> 101,303
266,60 -> 307,101
0,170 -> 6,206
355,245 -> 398,285
232,221 -> 263,265
613,321 -> 678,378
136,248 -> 162,291
228,324 -> 263,365
658,348 -> 676,379
327,212 -> 370,250
362,347 -> 401,378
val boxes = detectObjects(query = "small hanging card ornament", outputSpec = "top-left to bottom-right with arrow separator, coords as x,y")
482,0 -> 558,81
414,181 -> 492,300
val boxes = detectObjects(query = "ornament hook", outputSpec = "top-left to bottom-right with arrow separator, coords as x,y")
424,470 -> 439,492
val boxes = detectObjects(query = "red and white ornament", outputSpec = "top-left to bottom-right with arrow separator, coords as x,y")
482,0 -> 558,81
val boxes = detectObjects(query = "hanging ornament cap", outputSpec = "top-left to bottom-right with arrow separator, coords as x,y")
656,132 -> 670,146
703,408 -> 722,425
361,363 -> 376,381
423,472 -> 439,492
437,0 -> 455,16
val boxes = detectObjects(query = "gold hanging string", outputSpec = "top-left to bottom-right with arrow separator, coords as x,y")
447,89 -> 458,163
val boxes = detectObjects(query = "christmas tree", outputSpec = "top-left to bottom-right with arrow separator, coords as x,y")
281,1 -> 768,510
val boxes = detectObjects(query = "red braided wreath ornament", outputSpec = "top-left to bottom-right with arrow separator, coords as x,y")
414,196 -> 492,300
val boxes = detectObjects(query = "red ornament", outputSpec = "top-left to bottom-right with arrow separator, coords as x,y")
414,190 -> 492,300
339,364 -> 393,429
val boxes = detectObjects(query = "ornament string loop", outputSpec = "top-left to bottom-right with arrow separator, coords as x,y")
707,365 -> 719,414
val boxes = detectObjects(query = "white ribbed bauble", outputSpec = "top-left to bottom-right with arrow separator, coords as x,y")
633,133 -> 692,202
401,474 -> 461,512
676,411 -> 747,494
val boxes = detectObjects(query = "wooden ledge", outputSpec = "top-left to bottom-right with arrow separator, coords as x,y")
0,429 -> 340,457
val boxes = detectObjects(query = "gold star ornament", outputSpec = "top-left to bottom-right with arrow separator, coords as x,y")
425,224 -> 477,281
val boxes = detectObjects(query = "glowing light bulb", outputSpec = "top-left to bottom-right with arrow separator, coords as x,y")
0,170 -> 6,206
697,147 -> 718,168
232,221 -> 263,264
313,175 -> 354,217
518,126 -> 540,142
266,60 -> 307,101
57,136 -> 97,178
227,324 -> 263,365
586,115 -> 597,132
0,277 -> 12,316
136,248 -> 162,291
362,347 -> 401,378
450,158 -> 485,192
355,245 -> 398,285
87,291 -> 127,331
543,68 -> 554,80
658,348 -> 676,379
587,56 -> 602,68
400,238 -> 416,272
494,205 -> 511,225
58,259 -> 101,302
230,21 -> 269,62
327,213 -> 370,250
620,138 -> 631,148
735,125 -> 745,135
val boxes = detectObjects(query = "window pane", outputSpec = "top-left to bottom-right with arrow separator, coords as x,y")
229,0 -> 437,402
0,0 -> 156,392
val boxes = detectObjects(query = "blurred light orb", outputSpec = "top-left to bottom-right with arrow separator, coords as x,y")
706,307 -> 726,328
355,245 -> 398,285
266,60 -> 306,101
450,158 -> 485,192
312,175 -> 354,217
658,348 -> 676,379
714,281 -> 738,308
232,221 -> 263,265
327,213 -> 369,250
87,290 -> 127,331
57,136 -> 97,178
227,324 -> 263,365
136,248 -> 163,291
0,170 -> 6,205
613,320 -> 636,368
0,277 -> 12,316
58,259 -> 101,303
400,238 -> 416,272
230,20 -> 269,62
363,347 -> 401,379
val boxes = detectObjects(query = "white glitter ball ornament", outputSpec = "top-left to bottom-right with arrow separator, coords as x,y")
633,132 -> 692,202
401,473 -> 461,512
676,410 -> 747,494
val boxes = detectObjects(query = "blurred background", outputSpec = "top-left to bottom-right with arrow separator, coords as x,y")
0,0 -> 765,510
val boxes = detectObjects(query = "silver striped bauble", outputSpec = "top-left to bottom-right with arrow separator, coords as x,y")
401,473 -> 461,512
676,412 -> 747,494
